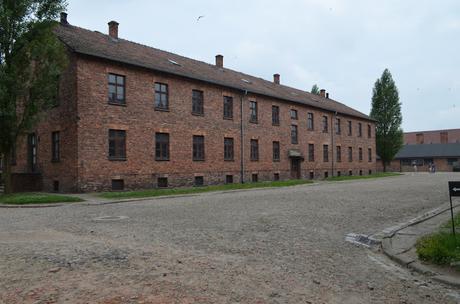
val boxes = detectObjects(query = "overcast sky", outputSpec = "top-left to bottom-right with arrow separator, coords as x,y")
67,0 -> 459,132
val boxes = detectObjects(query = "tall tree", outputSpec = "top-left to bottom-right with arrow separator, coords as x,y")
311,84 -> 320,95
370,69 -> 403,172
0,0 -> 67,193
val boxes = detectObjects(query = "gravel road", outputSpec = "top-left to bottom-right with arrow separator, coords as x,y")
1,173 -> 460,303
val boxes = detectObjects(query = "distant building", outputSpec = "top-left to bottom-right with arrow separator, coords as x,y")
404,128 -> 460,145
378,129 -> 460,172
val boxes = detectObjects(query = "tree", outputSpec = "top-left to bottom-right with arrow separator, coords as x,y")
370,69 -> 403,172
311,84 -> 320,95
0,0 -> 67,193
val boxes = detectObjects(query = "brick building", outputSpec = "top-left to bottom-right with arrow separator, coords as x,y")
9,14 -> 376,192
404,128 -> 460,145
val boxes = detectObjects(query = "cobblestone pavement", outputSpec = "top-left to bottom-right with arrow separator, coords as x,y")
1,173 -> 460,303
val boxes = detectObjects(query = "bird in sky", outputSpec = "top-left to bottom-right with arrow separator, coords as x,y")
197,15 -> 205,22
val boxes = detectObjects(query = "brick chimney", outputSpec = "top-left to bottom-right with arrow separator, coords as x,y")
320,89 -> 326,98
215,55 -> 223,68
273,74 -> 280,84
60,12 -> 68,25
108,21 -> 119,39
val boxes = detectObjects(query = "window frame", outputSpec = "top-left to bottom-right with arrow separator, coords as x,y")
335,118 -> 341,135
322,116 -> 328,133
154,82 -> 169,111
155,132 -> 170,161
273,141 -> 280,161
348,146 -> 353,162
249,101 -> 258,123
108,73 -> 126,105
193,135 -> 205,161
368,148 -> 372,162
291,125 -> 298,144
358,122 -> 362,137
348,120 -> 352,136
336,146 -> 341,162
224,137 -> 234,161
307,113 -> 314,130
223,96 -> 233,120
308,143 -> 315,162
272,105 -> 280,126
51,131 -> 60,162
250,139 -> 259,161
323,144 -> 329,162
290,109 -> 298,120
359,147 -> 363,162
192,89 -> 204,115
108,129 -> 127,161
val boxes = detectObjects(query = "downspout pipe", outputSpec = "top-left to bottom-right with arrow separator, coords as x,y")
240,90 -> 248,183
331,111 -> 337,177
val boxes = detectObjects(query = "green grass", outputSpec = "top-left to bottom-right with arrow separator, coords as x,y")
0,193 -> 84,205
99,179 -> 313,199
416,232 -> 460,266
326,172 -> 402,181
442,211 -> 460,229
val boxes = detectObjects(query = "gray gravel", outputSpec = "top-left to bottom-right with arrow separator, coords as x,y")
1,173 -> 460,303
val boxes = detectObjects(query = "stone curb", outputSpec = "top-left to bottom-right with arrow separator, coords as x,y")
380,202 -> 460,288
0,182 -> 317,208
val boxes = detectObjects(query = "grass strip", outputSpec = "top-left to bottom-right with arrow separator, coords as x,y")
0,193 -> 84,205
99,179 -> 313,199
326,172 -> 402,181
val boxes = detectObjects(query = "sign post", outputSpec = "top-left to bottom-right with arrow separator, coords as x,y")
448,181 -> 460,236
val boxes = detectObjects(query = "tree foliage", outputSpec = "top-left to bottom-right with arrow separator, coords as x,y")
311,84 -> 320,95
0,0 -> 67,193
370,69 -> 403,171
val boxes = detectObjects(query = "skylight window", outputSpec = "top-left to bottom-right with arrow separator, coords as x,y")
168,59 -> 181,66
241,79 -> 251,84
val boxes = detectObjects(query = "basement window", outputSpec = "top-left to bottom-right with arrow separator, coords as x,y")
226,175 -> 233,184
53,180 -> 60,192
252,174 -> 258,182
111,179 -> 124,191
309,171 -> 314,180
157,177 -> 168,188
274,173 -> 280,181
194,176 -> 204,187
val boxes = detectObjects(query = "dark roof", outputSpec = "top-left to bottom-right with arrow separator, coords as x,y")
54,24 -> 372,121
394,143 -> 460,159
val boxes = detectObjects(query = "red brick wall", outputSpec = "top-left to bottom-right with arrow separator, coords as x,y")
12,53 -> 377,192
73,56 -> 376,191
404,129 -> 460,144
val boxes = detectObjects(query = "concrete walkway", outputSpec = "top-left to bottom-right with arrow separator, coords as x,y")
380,201 -> 460,287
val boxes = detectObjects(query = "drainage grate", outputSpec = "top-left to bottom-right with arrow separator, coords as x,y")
93,215 -> 128,221
345,233 -> 381,248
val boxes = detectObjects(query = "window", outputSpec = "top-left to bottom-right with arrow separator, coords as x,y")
250,139 -> 259,161
416,133 -> 424,144
348,147 -> 353,162
307,113 -> 314,130
440,131 -> 448,144
324,171 -> 329,179
368,124 -> 372,138
154,82 -> 169,110
28,133 -> 37,172
157,177 -> 168,188
308,144 -> 315,162
323,144 -> 329,162
309,171 -> 314,179
223,96 -> 233,119
291,125 -> 298,144
109,130 -> 126,160
348,121 -> 352,136
192,90 -> 204,115
447,158 -> 459,165
108,73 -> 125,105
322,116 -> 328,133
272,105 -> 280,125
273,141 -> 280,161
290,109 -> 298,120
336,146 -> 341,162
249,101 -> 258,123
335,118 -> 341,135
226,175 -> 233,184
369,169 -> 372,175
424,158 -> 434,166
358,123 -> 362,137
194,176 -> 204,187
368,148 -> 372,162
224,137 -> 234,161
155,133 -> 169,161
193,135 -> 205,161
252,173 -> 258,182
111,179 -> 124,190
51,131 -> 60,162
53,180 -> 59,192
274,173 -> 280,181
359,147 -> 363,161
349,170 -> 353,176
359,170 -> 363,176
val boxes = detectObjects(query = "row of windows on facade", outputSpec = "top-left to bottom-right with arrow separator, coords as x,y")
108,73 -> 372,138
108,129 -> 373,163
111,168 -> 374,190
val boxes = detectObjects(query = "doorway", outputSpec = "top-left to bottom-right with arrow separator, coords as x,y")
290,158 -> 301,179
